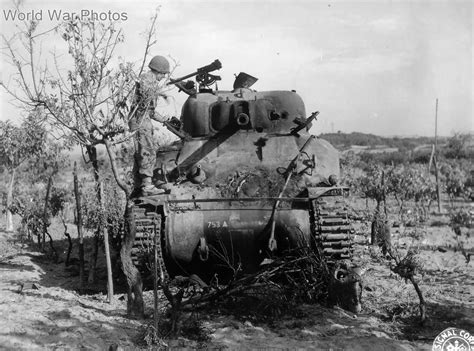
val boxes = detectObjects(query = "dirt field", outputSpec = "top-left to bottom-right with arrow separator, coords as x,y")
0,205 -> 473,350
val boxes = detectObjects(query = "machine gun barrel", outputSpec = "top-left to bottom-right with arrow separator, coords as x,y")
167,59 -> 222,85
290,111 -> 319,137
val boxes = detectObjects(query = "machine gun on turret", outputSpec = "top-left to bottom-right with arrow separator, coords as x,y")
167,59 -> 222,95
163,60 -> 222,139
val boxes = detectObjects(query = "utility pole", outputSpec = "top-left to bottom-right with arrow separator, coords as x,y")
434,98 -> 442,213
100,182 -> 114,303
435,99 -> 438,151
73,162 -> 85,293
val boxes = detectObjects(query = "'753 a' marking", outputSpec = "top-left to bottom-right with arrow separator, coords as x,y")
207,221 -> 229,228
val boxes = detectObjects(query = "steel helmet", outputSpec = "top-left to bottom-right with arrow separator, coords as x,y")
148,55 -> 170,73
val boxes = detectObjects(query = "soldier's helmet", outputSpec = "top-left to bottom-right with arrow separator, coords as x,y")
148,55 -> 170,74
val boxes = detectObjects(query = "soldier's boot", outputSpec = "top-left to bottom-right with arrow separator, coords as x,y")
141,177 -> 165,196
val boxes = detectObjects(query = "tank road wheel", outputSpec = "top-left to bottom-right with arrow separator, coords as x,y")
130,204 -> 169,281
311,194 -> 354,261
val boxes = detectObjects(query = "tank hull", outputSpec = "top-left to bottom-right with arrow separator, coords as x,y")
156,131 -> 341,196
164,205 -> 310,277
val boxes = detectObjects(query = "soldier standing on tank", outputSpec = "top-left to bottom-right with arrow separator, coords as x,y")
130,55 -> 171,196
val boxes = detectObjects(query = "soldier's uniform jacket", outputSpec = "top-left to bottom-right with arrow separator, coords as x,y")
134,71 -> 162,116
130,71 -> 169,133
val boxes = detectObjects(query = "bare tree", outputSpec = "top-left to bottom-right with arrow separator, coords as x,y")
1,6 -> 163,316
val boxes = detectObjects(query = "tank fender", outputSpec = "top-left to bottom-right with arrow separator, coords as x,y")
134,196 -> 171,216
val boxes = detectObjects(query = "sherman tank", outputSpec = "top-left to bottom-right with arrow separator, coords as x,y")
130,60 -> 353,281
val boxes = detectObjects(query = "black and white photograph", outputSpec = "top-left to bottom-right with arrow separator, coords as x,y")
0,0 -> 472,349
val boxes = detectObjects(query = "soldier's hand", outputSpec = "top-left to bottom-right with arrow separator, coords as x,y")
151,112 -> 169,123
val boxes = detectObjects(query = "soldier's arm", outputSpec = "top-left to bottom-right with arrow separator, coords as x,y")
150,111 -> 169,123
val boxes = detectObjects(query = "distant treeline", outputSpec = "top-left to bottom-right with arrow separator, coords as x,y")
321,132 -> 473,169
318,132 -> 444,151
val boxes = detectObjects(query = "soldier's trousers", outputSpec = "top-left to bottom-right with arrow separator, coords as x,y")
130,114 -> 155,185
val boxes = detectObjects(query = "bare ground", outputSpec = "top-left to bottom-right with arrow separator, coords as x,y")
0,214 -> 473,350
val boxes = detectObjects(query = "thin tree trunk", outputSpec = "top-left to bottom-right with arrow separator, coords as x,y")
409,276 -> 426,324
86,145 -> 101,284
100,181 -> 114,303
6,169 -> 16,232
103,140 -> 143,316
62,217 -> 73,266
153,215 -> 160,338
45,229 -> 58,262
73,162 -> 85,293
42,176 -> 53,250
371,200 -> 382,246
103,140 -> 130,197
88,235 -> 99,284
121,201 -> 144,318
86,145 -> 100,195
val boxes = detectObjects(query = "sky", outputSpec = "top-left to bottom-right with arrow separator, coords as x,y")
0,0 -> 472,136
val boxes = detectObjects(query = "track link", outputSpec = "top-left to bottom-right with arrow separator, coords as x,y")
130,204 -> 169,280
312,194 -> 354,261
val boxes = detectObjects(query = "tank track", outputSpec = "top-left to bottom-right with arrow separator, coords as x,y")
311,193 -> 354,261
130,204 -> 169,281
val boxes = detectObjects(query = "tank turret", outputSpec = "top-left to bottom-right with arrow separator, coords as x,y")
181,89 -> 306,136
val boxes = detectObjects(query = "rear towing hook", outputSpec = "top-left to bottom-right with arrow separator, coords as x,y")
198,237 -> 209,261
